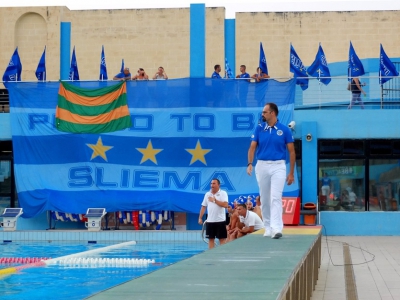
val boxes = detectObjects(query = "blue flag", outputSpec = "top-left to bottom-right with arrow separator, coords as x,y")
2,47 -> 22,82
379,44 -> 399,85
259,42 -> 268,75
348,41 -> 365,78
307,44 -> 331,85
99,45 -> 108,80
120,59 -> 124,73
68,46 -> 79,81
35,46 -> 46,81
225,58 -> 234,78
290,44 -> 308,90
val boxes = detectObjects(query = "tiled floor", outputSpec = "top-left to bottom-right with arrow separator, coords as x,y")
312,236 -> 400,300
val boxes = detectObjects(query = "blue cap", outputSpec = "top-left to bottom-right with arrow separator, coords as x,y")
237,197 -> 246,205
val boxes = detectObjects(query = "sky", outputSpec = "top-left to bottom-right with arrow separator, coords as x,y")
2,0 -> 400,19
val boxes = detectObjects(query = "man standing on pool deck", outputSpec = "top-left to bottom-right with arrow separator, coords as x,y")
198,178 -> 229,248
246,103 -> 295,239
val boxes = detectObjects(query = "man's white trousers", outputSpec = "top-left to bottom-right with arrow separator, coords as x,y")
255,160 -> 286,233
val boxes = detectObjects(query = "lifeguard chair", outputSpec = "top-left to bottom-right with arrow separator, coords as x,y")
0,208 -> 23,231
84,208 -> 106,231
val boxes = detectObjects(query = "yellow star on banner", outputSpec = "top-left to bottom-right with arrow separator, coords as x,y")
136,140 -> 163,164
86,137 -> 113,161
185,140 -> 212,166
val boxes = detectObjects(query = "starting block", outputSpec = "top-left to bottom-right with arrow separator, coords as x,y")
84,208 -> 106,231
0,208 -> 23,231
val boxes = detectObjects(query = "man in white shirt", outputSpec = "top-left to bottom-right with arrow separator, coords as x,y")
229,203 -> 264,241
198,179 -> 229,249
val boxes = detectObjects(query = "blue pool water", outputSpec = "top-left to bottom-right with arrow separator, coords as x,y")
0,241 -> 207,299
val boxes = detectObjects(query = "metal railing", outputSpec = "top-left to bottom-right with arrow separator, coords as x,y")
292,75 -> 400,110
1,76 -> 400,111
0,89 -> 9,113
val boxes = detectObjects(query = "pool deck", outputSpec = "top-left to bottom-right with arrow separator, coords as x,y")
311,236 -> 400,300
4,228 -> 399,299
87,226 -> 321,300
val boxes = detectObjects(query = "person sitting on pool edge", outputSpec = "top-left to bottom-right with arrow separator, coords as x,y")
229,203 -> 264,241
226,200 -> 239,241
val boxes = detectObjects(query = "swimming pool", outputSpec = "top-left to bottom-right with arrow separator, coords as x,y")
0,241 -> 207,299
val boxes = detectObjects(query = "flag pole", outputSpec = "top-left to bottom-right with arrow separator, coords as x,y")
379,44 -> 382,109
318,75 -> 322,110
318,42 -> 321,109
379,44 -> 383,109
379,70 -> 383,109
348,67 -> 351,109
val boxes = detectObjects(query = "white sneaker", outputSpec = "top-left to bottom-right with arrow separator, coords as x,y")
271,230 -> 282,239
263,229 -> 271,237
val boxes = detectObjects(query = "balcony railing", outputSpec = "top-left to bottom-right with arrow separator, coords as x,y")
0,89 -> 9,113
1,76 -> 400,112
289,76 -> 400,110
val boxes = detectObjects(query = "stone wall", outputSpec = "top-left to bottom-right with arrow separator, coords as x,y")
236,11 -> 400,77
0,7 -> 399,81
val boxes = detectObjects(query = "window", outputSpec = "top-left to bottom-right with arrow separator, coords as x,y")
343,140 -> 364,156
318,139 -> 400,212
0,141 -> 16,209
294,139 -> 302,199
319,140 -> 341,156
369,159 -> 400,212
369,140 -> 393,156
319,159 -> 365,212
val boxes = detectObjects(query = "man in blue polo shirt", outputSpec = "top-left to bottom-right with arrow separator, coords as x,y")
246,102 -> 295,239
113,67 -> 131,81
211,64 -> 222,79
236,65 -> 250,79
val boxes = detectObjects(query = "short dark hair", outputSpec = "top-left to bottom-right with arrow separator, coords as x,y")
238,203 -> 247,209
240,65 -> 246,69
266,102 -> 278,116
211,178 -> 220,185
214,64 -> 221,71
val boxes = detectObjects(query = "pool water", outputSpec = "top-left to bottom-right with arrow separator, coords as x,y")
0,241 -> 207,299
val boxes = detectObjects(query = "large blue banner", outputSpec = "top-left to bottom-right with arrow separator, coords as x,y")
7,78 -> 298,217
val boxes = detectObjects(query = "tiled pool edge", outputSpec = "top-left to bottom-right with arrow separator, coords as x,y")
0,230 -> 203,242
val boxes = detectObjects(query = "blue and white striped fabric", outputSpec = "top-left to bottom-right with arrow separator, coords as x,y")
6,78 -> 298,218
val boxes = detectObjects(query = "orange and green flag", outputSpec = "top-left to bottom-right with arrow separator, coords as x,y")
56,81 -> 132,133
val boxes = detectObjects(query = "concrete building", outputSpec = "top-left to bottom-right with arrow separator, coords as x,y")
1,4 -> 399,235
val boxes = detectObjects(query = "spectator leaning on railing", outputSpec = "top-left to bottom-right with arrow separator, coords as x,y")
132,68 -> 149,80
348,77 -> 366,109
236,65 -> 250,79
153,67 -> 168,80
251,67 -> 270,82
113,67 -> 131,81
211,64 -> 222,79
